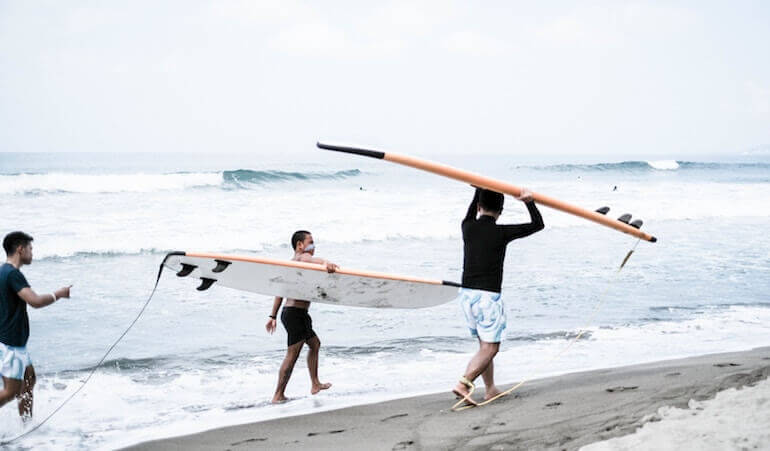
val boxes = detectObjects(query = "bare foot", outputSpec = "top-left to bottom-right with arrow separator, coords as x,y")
484,385 -> 502,401
452,382 -> 478,406
311,382 -> 332,395
271,395 -> 288,404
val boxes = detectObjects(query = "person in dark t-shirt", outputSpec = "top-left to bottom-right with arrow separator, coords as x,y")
1,231 -> 71,421
452,188 -> 544,405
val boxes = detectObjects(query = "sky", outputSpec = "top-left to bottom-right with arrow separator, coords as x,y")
0,1 -> 769,158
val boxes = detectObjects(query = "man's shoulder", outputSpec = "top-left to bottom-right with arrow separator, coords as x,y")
0,264 -> 27,286
0,263 -> 15,279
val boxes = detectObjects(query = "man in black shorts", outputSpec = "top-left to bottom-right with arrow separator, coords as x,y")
265,230 -> 338,404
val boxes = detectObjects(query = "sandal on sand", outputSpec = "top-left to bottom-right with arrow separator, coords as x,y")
451,376 -> 478,411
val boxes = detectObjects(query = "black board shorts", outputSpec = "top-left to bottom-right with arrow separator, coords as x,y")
281,306 -> 317,346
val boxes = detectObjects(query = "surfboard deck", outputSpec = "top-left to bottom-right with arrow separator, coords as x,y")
162,252 -> 461,309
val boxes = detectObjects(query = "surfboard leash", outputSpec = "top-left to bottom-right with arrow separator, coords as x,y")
0,257 -> 174,446
451,237 -> 642,412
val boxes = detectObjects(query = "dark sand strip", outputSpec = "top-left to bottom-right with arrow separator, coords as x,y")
126,347 -> 770,451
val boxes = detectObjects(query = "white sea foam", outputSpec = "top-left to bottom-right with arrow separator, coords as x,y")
0,172 -> 222,194
646,160 -> 680,170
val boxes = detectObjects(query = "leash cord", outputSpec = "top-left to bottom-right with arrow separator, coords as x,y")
0,262 -> 170,446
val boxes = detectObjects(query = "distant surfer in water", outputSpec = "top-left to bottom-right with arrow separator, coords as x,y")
1,231 -> 71,421
265,230 -> 338,404
453,188 -> 544,405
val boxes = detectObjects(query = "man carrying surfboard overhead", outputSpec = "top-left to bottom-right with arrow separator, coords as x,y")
265,230 -> 338,404
453,188 -> 544,406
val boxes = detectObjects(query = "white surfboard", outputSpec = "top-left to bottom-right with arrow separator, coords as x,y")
162,252 -> 461,309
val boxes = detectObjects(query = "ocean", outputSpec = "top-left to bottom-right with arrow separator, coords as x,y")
1,151 -> 769,449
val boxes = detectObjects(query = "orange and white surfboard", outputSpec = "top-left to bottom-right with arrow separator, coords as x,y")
317,142 -> 657,243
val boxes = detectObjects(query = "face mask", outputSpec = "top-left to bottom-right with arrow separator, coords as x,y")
303,243 -> 315,253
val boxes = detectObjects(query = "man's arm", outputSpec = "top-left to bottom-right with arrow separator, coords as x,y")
18,286 -> 71,309
266,296 -> 283,334
501,190 -> 544,241
463,188 -> 481,224
297,254 -> 338,273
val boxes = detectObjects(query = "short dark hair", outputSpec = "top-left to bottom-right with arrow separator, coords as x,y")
3,231 -> 33,256
291,230 -> 311,250
479,189 -> 504,213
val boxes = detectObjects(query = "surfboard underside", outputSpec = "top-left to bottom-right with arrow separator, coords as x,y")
163,253 -> 460,309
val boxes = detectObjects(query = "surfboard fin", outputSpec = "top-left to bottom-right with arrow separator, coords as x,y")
212,259 -> 231,273
176,264 -> 197,277
197,278 -> 217,291
617,214 -> 632,224
596,206 -> 610,215
630,219 -> 643,229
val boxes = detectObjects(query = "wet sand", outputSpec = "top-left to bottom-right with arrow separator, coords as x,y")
126,347 -> 770,451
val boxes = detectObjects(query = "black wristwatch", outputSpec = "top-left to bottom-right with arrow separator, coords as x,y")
269,315 -> 276,319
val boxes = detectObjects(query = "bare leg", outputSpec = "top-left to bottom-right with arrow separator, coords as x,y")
480,355 -> 501,400
18,365 -> 35,421
272,341 -> 304,404
306,335 -> 331,394
0,376 -> 22,410
453,341 -> 500,398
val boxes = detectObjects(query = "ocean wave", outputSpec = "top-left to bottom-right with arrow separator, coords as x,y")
0,169 -> 362,195
222,168 -> 361,187
523,161 -> 770,172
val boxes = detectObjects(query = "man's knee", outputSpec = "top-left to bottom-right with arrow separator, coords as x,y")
307,336 -> 320,350
480,341 -> 500,356
24,374 -> 36,392
0,379 -> 22,404
285,342 -> 304,359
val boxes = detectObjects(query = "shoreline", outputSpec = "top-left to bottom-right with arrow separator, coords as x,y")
125,346 -> 770,450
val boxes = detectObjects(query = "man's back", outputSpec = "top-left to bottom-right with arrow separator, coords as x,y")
461,190 -> 544,293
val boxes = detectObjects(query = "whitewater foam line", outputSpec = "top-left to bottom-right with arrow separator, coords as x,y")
520,160 -> 770,172
0,169 -> 363,195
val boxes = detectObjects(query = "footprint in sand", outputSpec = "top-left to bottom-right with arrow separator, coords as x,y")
665,372 -> 681,377
307,429 -> 345,437
392,440 -> 415,450
605,386 -> 639,393
230,437 -> 267,446
714,362 -> 742,367
381,413 -> 409,422
546,401 -> 562,408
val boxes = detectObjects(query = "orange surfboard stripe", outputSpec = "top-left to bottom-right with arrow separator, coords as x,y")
316,143 -> 657,243
184,252 -> 451,286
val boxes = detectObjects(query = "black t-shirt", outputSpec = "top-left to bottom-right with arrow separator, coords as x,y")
0,263 -> 31,347
461,189 -> 544,292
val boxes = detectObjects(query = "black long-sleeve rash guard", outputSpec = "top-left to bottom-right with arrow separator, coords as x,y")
461,188 -> 544,293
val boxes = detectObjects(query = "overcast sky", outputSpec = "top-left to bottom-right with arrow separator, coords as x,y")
1,1 -> 768,157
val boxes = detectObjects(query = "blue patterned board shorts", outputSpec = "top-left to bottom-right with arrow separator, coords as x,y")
1,342 -> 33,380
457,288 -> 507,343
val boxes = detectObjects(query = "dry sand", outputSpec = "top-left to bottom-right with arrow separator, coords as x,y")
125,347 -> 770,451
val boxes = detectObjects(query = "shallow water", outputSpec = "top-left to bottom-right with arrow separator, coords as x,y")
1,152 -> 768,449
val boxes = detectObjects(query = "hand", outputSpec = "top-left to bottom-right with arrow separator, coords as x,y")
56,285 -> 73,299
266,318 -> 277,334
515,188 -> 534,202
326,262 -> 338,273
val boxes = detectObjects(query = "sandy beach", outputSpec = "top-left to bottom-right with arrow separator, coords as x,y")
125,346 -> 770,450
